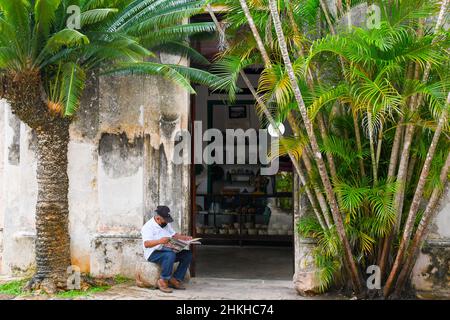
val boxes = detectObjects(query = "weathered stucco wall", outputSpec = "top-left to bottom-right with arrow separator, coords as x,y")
0,100 -> 5,273
0,55 -> 191,278
411,187 -> 450,298
67,72 -> 101,272
1,103 -> 36,276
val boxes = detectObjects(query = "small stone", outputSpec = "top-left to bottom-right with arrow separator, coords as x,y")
135,261 -> 161,288
293,271 -> 321,296
135,260 -> 190,288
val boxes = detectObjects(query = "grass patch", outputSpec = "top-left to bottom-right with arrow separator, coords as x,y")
0,279 -> 28,296
54,274 -> 133,298
114,275 -> 133,284
55,285 -> 111,299
0,274 -> 131,299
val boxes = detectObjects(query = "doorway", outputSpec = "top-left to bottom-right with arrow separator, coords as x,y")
188,14 -> 295,280
190,87 -> 295,280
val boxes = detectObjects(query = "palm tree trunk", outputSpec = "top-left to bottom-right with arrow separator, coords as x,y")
391,0 -> 449,234
383,92 -> 450,296
287,114 -> 331,228
353,112 -> 366,177
319,0 -> 337,34
392,61 -> 422,234
378,64 -> 414,275
238,0 -> 271,66
367,111 -> 378,185
301,147 -> 333,228
319,0 -> 346,72
393,152 -> 450,296
28,122 -> 71,292
268,0 -> 363,294
2,71 -> 72,293
375,123 -> 383,173
380,1 -> 449,282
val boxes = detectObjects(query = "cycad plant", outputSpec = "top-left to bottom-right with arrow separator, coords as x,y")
0,0 -> 219,293
210,0 -> 449,297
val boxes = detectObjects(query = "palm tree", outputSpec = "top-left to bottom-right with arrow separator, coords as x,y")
211,0 -> 449,297
0,0 -> 219,293
382,0 -> 450,296
267,0 -> 364,294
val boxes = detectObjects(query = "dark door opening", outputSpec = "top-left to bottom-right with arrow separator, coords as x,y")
189,14 -> 294,280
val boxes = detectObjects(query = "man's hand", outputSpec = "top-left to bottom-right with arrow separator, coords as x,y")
175,235 -> 192,241
159,237 -> 170,244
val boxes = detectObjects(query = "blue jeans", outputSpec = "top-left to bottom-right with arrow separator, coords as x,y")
148,248 -> 192,281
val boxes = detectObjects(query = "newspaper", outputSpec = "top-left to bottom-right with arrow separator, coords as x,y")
164,237 -> 202,253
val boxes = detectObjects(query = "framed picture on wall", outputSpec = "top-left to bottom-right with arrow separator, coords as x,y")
228,105 -> 248,119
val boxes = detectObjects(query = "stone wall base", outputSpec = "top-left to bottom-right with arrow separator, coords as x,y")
293,238 -> 322,296
411,239 -> 450,299
90,233 -> 143,278
1,231 -> 35,276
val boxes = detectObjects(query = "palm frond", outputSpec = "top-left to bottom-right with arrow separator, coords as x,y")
60,62 -> 86,116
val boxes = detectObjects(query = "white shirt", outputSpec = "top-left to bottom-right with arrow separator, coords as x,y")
141,217 -> 177,260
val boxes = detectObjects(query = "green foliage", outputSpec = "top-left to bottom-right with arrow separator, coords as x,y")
213,0 -> 449,293
0,279 -> 28,296
113,274 -> 133,284
0,0 -> 221,118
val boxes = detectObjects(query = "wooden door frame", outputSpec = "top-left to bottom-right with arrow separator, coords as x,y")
189,92 -> 197,277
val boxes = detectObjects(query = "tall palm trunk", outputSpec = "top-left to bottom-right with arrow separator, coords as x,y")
32,122 -> 71,290
239,0 -> 271,66
2,70 -> 72,293
378,63 -> 414,275
367,111 -> 378,185
353,112 -> 366,177
384,92 -> 450,296
393,152 -> 450,296
380,0 -> 449,283
268,0 -> 363,294
392,0 -> 448,231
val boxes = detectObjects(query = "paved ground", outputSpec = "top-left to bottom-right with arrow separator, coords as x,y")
86,278 -> 311,300
195,246 -> 294,280
0,276 -> 344,300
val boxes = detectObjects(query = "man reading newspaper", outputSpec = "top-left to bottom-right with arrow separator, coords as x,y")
141,205 -> 198,293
